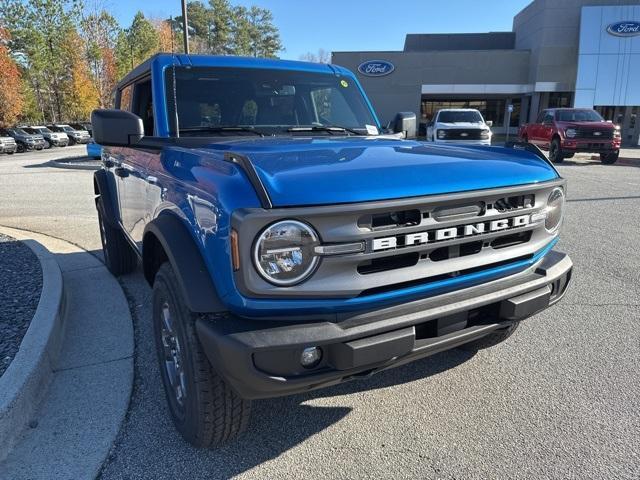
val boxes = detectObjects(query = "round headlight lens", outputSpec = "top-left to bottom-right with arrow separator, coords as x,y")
565,128 -> 577,138
545,188 -> 565,233
253,220 -> 320,286
437,130 -> 446,139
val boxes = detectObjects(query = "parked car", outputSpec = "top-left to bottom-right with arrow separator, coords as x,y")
69,121 -> 93,137
426,109 -> 493,145
0,130 -> 18,154
2,127 -> 46,152
48,124 -> 91,145
92,53 -> 572,448
519,108 -> 621,164
23,126 -> 68,148
86,141 -> 101,159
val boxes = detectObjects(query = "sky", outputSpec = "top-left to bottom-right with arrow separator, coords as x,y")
106,0 -> 533,60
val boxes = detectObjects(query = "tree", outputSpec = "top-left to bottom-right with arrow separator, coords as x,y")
1,0 -> 83,121
246,6 -> 282,58
209,0 -> 233,55
81,6 -> 120,108
0,28 -> 23,127
300,49 -> 330,64
62,30 -> 99,119
115,12 -> 160,79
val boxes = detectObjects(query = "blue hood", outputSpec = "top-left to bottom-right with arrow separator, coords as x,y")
200,137 -> 558,207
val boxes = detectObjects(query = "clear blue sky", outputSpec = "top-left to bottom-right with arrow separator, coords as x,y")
110,0 -> 533,60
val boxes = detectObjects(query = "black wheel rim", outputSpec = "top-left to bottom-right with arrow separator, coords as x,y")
160,302 -> 187,409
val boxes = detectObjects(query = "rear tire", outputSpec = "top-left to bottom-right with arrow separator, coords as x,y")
459,322 -> 520,351
97,196 -> 137,275
600,151 -> 619,165
549,138 -> 564,163
152,263 -> 251,448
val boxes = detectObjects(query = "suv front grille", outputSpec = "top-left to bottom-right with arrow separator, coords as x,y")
234,182 -> 563,299
575,127 -> 614,139
443,128 -> 483,140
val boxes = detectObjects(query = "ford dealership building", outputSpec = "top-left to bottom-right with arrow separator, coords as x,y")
332,0 -> 640,146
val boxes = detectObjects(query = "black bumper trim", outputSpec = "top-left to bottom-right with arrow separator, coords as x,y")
196,250 -> 572,399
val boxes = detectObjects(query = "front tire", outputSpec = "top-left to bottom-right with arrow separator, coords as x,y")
97,197 -> 137,275
549,138 -> 564,163
459,322 -> 520,351
152,263 -> 251,448
44,140 -> 51,149
600,151 -> 619,165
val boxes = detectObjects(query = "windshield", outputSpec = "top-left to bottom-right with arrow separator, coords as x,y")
10,128 -> 27,135
556,110 -> 604,122
437,110 -> 484,123
62,126 -> 75,132
165,67 -> 378,136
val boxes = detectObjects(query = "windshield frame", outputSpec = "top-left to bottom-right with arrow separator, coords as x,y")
162,65 -> 380,138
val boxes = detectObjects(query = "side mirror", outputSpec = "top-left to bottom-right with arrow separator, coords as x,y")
91,109 -> 144,146
393,112 -> 417,139
486,120 -> 493,127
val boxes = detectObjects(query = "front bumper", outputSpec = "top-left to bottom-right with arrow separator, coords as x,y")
50,138 -> 68,146
0,144 -> 17,153
196,249 -> 572,400
434,138 -> 491,146
562,139 -> 620,153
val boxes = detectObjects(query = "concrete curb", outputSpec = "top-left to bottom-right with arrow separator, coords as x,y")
0,229 -> 65,462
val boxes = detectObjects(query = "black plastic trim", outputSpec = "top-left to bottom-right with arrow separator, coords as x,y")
224,152 -> 273,209
143,214 -> 226,313
93,169 -> 120,227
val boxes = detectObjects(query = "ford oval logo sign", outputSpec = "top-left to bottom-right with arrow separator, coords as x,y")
358,60 -> 395,77
607,21 -> 640,37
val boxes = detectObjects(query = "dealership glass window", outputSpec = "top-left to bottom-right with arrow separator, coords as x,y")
421,99 -> 504,125
509,98 -> 521,127
547,92 -> 572,109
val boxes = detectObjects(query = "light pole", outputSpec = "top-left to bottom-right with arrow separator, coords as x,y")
181,0 -> 189,54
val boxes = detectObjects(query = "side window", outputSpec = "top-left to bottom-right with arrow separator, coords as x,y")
119,84 -> 133,112
543,113 -> 554,124
535,111 -> 545,124
131,79 -> 154,136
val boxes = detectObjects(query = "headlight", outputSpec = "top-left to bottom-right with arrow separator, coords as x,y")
437,130 -> 446,139
480,129 -> 491,139
614,127 -> 621,138
253,220 -> 320,286
545,188 -> 565,233
565,128 -> 577,138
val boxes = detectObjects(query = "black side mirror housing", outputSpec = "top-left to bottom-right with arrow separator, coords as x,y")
91,109 -> 144,146
392,112 -> 417,139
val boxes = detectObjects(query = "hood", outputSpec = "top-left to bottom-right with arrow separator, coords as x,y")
556,121 -> 615,129
198,137 -> 558,207
436,122 -> 487,129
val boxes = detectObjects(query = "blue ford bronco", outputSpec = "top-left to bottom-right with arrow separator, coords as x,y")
92,54 -> 572,448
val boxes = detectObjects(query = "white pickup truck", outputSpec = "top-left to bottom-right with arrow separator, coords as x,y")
426,108 -> 493,146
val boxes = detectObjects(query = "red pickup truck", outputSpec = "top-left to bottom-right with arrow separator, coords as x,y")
519,108 -> 621,164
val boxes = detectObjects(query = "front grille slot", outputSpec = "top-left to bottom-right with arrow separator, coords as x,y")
432,202 -> 485,222
358,252 -> 419,275
359,209 -> 421,231
443,128 -> 483,140
430,240 -> 483,262
491,231 -> 532,249
494,195 -> 534,212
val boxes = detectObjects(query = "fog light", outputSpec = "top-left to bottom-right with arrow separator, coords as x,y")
300,346 -> 322,368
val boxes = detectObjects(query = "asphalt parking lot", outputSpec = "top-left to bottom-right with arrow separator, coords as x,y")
1,147 -> 639,479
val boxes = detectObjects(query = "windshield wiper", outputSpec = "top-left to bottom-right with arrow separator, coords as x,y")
287,125 -> 366,136
179,126 -> 265,137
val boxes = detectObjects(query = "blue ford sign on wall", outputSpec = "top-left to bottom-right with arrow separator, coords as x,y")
358,60 -> 395,77
606,21 -> 640,37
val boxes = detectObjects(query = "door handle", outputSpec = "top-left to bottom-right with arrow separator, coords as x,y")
114,167 -> 130,178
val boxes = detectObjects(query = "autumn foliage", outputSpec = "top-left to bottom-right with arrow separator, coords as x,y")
0,28 -> 24,127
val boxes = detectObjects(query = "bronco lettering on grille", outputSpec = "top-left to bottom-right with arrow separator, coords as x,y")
372,214 -> 531,251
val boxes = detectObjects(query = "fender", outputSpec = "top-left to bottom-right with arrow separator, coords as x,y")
93,169 -> 120,227
143,213 -> 226,313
